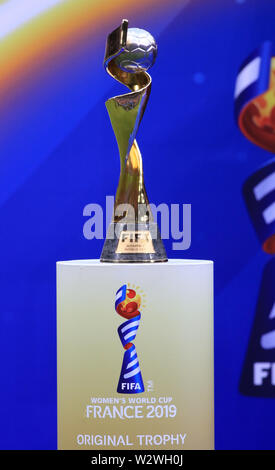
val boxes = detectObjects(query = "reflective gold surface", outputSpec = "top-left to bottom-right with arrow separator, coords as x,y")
104,19 -> 153,223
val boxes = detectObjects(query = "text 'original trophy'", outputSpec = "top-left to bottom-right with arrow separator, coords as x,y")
100,19 -> 167,263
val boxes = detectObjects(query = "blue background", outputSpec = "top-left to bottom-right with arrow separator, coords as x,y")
0,0 -> 275,450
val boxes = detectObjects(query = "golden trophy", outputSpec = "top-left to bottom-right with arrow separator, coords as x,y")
100,19 -> 167,263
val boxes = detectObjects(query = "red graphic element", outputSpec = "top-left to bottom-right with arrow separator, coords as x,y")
239,62 -> 275,153
115,288 -> 141,320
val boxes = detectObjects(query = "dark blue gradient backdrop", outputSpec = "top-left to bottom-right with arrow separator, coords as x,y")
0,0 -> 275,449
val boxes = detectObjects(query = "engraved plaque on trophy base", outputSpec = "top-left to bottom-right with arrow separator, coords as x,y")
100,222 -> 167,263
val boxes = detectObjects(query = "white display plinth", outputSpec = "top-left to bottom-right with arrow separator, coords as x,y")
57,259 -> 214,450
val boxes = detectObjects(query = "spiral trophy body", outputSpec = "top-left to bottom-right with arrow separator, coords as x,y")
115,284 -> 144,393
100,19 -> 167,263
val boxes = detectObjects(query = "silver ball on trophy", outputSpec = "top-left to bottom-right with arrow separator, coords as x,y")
114,27 -> 157,73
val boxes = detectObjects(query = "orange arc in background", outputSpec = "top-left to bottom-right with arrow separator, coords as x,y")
0,0 -> 173,102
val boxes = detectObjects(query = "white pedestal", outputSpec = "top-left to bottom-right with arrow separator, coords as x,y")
57,259 -> 214,450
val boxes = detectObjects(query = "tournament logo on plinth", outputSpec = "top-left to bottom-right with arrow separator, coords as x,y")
115,284 -> 145,394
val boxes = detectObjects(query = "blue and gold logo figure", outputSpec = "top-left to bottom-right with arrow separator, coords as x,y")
115,284 -> 145,394
235,41 -> 275,396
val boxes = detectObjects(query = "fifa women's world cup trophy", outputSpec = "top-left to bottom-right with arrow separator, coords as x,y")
100,19 -> 168,263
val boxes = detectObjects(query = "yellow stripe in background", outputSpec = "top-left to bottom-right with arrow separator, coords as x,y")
0,0 -> 172,98
0,0 -> 67,39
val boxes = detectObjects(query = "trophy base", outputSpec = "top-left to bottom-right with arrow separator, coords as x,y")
100,222 -> 168,263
